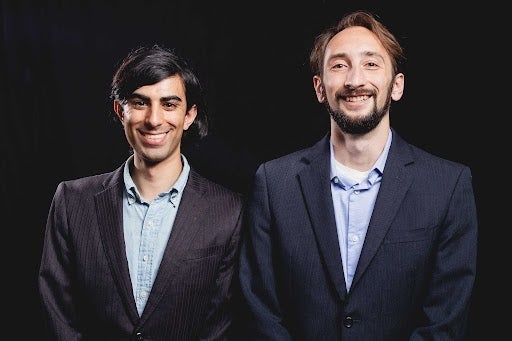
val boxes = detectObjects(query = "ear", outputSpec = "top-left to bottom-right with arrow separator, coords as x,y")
113,100 -> 124,122
391,73 -> 404,101
313,75 -> 325,103
183,105 -> 198,130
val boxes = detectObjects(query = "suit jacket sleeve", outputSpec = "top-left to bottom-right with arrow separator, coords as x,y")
198,203 -> 245,341
38,182 -> 83,341
411,165 -> 478,339
239,163 -> 293,341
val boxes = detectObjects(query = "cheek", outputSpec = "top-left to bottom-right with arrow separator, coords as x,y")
122,116 -> 135,129
321,77 -> 341,94
124,110 -> 147,124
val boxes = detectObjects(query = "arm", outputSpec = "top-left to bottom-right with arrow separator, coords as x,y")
199,204 -> 244,341
239,164 -> 293,341
411,166 -> 478,340
38,183 -> 83,341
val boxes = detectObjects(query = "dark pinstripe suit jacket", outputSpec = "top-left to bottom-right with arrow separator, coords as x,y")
239,130 -> 478,340
38,163 -> 245,341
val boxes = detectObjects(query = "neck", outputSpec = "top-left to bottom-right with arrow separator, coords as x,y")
330,122 -> 390,172
130,153 -> 183,202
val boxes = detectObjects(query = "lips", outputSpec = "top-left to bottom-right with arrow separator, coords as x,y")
140,131 -> 169,145
143,132 -> 168,140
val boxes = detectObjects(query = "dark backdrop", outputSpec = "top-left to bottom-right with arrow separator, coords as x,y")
1,0 -> 499,339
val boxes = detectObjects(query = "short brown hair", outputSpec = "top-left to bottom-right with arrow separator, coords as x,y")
309,11 -> 405,78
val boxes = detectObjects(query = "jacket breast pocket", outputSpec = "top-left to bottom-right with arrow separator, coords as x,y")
180,245 -> 226,290
382,225 -> 436,244
183,245 -> 225,260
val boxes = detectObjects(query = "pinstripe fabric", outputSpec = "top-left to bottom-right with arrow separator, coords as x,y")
239,130 -> 478,340
38,165 -> 245,341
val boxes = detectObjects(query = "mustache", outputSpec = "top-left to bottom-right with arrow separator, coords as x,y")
336,89 -> 376,99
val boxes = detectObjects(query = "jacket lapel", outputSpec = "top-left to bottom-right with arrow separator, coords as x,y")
139,169 -> 205,321
95,165 -> 140,323
350,132 -> 414,289
298,135 -> 348,301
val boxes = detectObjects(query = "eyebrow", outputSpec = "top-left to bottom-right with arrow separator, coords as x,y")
329,51 -> 385,62
128,93 -> 183,103
363,51 -> 385,61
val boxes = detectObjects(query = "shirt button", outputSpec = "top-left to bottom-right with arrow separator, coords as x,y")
140,291 -> 148,298
143,255 -> 149,262
354,190 -> 360,195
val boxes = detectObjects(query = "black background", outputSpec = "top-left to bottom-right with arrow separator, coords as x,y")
2,0 -> 500,339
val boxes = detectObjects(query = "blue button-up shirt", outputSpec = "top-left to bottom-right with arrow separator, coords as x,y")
330,131 -> 392,291
122,154 -> 190,315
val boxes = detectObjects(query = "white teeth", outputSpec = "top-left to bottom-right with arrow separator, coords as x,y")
346,95 -> 369,102
144,133 -> 166,140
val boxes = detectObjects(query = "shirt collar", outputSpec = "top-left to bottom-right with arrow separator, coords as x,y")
329,129 -> 393,184
123,154 -> 191,204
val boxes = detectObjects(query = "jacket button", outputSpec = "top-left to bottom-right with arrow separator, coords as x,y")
344,316 -> 353,328
134,332 -> 144,341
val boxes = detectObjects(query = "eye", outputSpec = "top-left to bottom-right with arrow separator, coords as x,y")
332,63 -> 347,70
364,61 -> 380,69
128,98 -> 147,108
162,101 -> 179,110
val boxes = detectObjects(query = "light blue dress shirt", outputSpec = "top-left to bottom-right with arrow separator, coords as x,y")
122,154 -> 190,316
330,130 -> 392,292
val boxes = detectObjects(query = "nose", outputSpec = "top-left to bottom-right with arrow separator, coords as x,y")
345,67 -> 365,88
145,105 -> 163,127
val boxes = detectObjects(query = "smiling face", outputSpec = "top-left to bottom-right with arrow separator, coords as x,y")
313,26 -> 404,135
114,75 -> 197,166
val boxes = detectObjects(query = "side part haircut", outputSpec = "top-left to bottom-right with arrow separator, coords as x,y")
110,44 -> 208,143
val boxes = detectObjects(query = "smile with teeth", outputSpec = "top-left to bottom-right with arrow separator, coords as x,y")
345,95 -> 370,102
142,132 -> 168,140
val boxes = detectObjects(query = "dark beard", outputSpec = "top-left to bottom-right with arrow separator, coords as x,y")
323,84 -> 392,135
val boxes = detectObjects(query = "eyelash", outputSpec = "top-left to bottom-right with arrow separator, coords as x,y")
130,100 -> 177,109
331,61 -> 380,70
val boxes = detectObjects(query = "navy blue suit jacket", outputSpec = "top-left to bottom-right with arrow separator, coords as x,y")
38,164 -> 245,341
239,130 -> 477,340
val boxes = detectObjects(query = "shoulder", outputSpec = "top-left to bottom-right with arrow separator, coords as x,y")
55,165 -> 123,195
391,131 -> 473,181
188,168 -> 245,203
265,134 -> 329,167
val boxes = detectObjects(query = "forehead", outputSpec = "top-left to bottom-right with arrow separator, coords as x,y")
325,26 -> 389,63
134,75 -> 185,97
